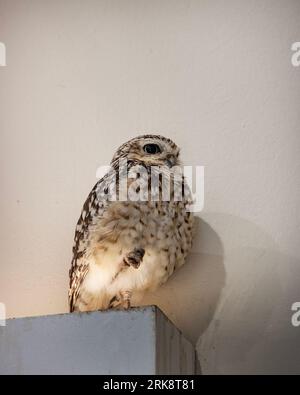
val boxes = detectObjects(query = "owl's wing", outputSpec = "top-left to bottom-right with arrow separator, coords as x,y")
68,168 -> 119,312
68,182 -> 97,311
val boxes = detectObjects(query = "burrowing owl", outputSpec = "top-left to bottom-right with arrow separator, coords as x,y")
68,135 -> 194,312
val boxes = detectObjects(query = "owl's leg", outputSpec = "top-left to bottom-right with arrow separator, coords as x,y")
123,248 -> 145,269
120,290 -> 132,309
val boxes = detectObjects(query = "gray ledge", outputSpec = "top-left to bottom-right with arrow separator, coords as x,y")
0,306 -> 196,375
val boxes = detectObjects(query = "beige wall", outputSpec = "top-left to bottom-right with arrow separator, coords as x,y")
1,0 -> 300,374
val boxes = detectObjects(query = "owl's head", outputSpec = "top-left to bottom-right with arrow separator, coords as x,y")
111,134 -> 180,168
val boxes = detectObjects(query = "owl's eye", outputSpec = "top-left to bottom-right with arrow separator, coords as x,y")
143,144 -> 161,154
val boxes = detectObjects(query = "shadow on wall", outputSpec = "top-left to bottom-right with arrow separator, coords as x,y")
142,217 -> 226,344
196,215 -> 300,374
199,247 -> 300,374
143,213 -> 300,374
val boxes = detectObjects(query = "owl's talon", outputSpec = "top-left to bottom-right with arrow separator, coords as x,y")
123,248 -> 145,269
121,290 -> 132,309
108,295 -> 120,309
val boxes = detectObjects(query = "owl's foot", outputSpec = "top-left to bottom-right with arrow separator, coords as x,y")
108,295 -> 121,309
123,248 -> 145,269
121,290 -> 132,309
